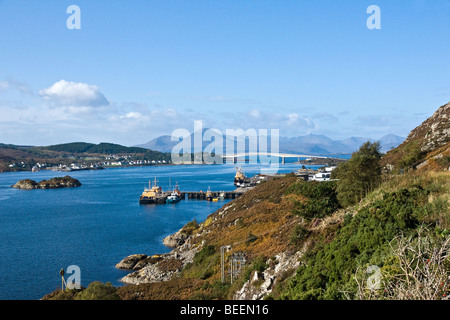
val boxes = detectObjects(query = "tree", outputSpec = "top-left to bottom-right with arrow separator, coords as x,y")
333,141 -> 382,207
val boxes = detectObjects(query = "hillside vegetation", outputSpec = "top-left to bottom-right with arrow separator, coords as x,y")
44,167 -> 449,300
0,142 -> 171,172
40,142 -> 151,154
382,102 -> 450,172
43,102 -> 450,301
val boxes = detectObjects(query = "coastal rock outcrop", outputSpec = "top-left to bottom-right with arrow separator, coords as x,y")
115,254 -> 148,270
406,102 -> 449,153
11,176 -> 82,190
382,102 -> 450,171
163,229 -> 188,248
119,230 -> 198,285
10,179 -> 39,190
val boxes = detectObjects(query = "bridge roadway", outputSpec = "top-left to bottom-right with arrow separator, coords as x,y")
221,152 -> 330,164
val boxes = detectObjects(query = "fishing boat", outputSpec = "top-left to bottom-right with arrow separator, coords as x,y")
206,186 -> 213,201
166,182 -> 181,203
234,167 -> 248,186
139,178 -> 166,204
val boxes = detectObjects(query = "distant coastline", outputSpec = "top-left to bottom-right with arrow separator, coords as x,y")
0,156 -> 352,174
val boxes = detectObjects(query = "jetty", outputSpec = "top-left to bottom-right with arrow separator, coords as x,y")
180,189 -> 247,200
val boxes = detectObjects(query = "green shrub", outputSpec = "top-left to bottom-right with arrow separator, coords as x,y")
45,288 -> 82,300
281,186 -> 428,300
193,245 -> 217,266
74,281 -> 119,300
290,224 -> 310,245
399,141 -> 424,169
290,181 -> 340,220
243,256 -> 268,281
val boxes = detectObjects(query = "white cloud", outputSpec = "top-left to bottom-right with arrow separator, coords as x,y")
39,80 -> 109,107
120,112 -> 142,119
286,113 -> 299,126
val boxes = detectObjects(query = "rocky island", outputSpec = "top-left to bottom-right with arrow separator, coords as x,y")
11,176 -> 82,190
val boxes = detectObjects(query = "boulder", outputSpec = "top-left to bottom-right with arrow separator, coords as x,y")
163,230 -> 186,248
115,254 -> 147,270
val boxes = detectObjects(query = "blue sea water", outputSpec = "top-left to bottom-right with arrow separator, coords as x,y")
0,162 -> 324,300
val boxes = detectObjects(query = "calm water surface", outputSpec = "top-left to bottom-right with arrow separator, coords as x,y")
0,163 -> 318,300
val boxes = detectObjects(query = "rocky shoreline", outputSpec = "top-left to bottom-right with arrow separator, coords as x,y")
114,197 -> 306,300
116,229 -> 199,285
11,176 -> 82,190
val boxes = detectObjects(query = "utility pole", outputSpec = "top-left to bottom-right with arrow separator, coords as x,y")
220,246 -> 225,283
59,268 -> 66,291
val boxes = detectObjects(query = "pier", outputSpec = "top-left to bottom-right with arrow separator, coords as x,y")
180,189 -> 247,200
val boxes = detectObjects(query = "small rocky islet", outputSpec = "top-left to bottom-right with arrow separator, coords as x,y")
11,175 -> 82,190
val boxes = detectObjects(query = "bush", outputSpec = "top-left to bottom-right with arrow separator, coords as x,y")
75,281 -> 119,300
290,224 -> 310,245
243,256 -> 268,281
290,181 -> 340,220
182,219 -> 200,236
398,141 -> 424,169
281,186 -> 428,300
193,245 -> 217,266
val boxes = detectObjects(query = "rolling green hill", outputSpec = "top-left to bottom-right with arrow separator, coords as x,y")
0,142 -> 171,172
40,142 -> 150,154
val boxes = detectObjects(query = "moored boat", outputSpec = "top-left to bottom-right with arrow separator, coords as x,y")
234,167 -> 248,186
206,186 -> 213,201
166,183 -> 181,203
139,178 -> 166,204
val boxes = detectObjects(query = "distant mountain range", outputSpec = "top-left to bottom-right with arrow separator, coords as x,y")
135,132 -> 405,155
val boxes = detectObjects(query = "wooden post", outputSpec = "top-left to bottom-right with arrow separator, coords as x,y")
59,268 -> 66,291
221,246 -> 225,283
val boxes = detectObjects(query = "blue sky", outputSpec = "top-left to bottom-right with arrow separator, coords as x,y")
1,0 -> 450,146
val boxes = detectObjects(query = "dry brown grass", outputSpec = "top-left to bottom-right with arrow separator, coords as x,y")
193,175 -> 301,261
117,278 -> 207,300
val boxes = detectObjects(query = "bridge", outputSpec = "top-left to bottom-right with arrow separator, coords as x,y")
221,152 -> 330,164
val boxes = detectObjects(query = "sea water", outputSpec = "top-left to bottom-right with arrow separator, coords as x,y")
0,162 -> 321,300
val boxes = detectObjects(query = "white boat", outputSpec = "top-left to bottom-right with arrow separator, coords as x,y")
166,182 -> 181,203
